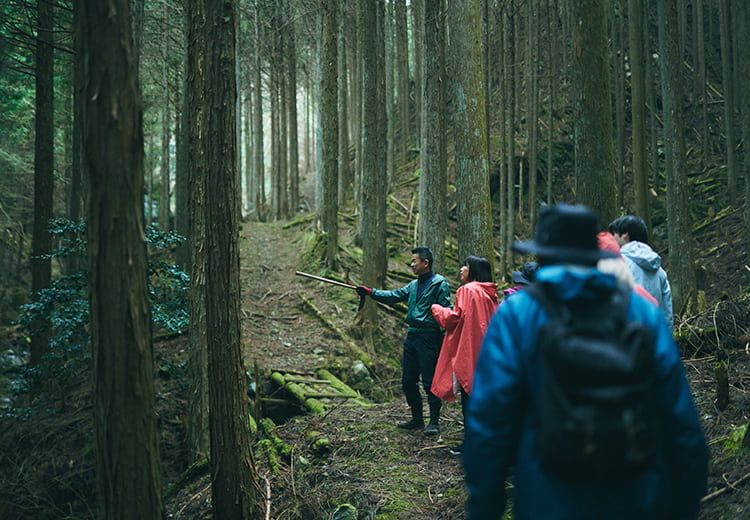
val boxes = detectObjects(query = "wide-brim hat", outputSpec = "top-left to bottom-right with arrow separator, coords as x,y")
513,204 -> 618,265
511,261 -> 538,285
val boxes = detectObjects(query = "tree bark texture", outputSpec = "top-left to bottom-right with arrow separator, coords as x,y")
80,0 -> 163,517
659,0 -> 696,314
448,0 -> 494,271
185,0 -> 210,463
253,0 -> 266,220
338,0 -> 352,206
738,1 -> 750,250
418,0 -> 447,274
571,0 -> 617,223
629,0 -> 651,224
411,0 -> 424,147
202,0 -> 262,517
719,0 -> 738,195
395,0 -> 409,162
31,0 -> 55,365
321,0 -> 339,270
359,0 -> 387,334
285,1 -> 300,213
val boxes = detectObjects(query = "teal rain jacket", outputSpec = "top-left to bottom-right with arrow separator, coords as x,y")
370,272 -> 451,332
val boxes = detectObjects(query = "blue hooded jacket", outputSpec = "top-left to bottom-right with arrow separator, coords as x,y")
620,240 -> 673,330
464,265 -> 707,520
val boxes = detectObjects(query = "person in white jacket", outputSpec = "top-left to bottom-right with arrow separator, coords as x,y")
608,215 -> 673,330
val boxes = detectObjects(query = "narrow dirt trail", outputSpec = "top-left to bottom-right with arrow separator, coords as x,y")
239,219 -> 332,374
237,218 -> 470,519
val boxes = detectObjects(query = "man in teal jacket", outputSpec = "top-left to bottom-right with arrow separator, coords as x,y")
357,246 -> 451,435
464,204 -> 708,519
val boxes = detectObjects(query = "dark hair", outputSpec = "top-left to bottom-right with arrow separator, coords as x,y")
608,215 -> 649,243
463,255 -> 493,282
412,246 -> 433,267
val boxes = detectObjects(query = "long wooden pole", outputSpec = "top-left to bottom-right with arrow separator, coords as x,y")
295,271 -> 357,289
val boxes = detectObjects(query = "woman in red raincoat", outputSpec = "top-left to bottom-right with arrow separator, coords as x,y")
431,256 -> 498,454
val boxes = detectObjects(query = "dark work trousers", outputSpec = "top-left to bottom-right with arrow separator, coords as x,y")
401,329 -> 444,409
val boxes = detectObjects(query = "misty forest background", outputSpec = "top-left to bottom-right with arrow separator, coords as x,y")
1,0 -> 750,518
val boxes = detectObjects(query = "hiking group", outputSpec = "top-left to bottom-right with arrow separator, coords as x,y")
356,203 -> 708,520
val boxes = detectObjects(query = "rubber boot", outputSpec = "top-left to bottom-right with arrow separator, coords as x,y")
397,404 -> 424,430
423,401 -> 441,436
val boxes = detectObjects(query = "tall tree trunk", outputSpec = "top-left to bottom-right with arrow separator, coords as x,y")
202,0 -> 262,516
411,0 -> 424,148
185,0 -> 210,463
175,75 -> 189,269
419,0 -> 447,274
158,1 -> 170,231
69,0 -> 84,275
30,0 -> 55,365
253,1 -> 266,220
571,0 -> 617,223
719,0 -> 738,196
80,0 -> 164,517
395,0 -> 409,162
385,0 -> 395,189
286,2 -> 299,214
159,110 -> 171,230
613,1 -> 626,211
270,72 -> 281,219
659,0 -> 696,315
279,37 -> 289,220
629,0 -> 650,223
738,1 -> 750,250
321,0 -> 339,270
244,96 -> 252,214
694,0 -> 708,168
448,0 -> 494,269
645,8 -> 660,191
527,0 -> 539,226
504,4 -> 516,270
359,0 -> 387,340
497,2 -> 509,278
351,1 -> 363,206
546,0 -> 557,207
338,0 -> 352,206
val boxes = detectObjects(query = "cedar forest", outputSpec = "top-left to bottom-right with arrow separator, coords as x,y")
1,0 -> 750,519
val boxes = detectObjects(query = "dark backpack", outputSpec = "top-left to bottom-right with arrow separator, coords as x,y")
526,282 -> 660,480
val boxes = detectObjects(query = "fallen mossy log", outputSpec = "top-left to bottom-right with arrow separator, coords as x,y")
282,213 -> 315,229
270,371 -> 326,414
256,439 -> 282,473
269,368 -> 373,414
259,417 -> 292,458
317,368 -> 373,407
255,417 -> 292,474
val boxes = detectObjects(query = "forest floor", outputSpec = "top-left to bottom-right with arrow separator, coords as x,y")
166,213 -> 750,520
2,204 -> 750,520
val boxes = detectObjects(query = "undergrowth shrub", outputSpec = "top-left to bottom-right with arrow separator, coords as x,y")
14,219 -> 189,389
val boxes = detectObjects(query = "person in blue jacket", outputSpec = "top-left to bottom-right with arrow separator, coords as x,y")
357,246 -> 451,435
463,204 -> 708,520
609,214 -> 674,330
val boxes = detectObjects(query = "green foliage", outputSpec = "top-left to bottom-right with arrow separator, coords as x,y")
16,219 -> 190,380
722,424 -> 750,456
299,231 -> 327,273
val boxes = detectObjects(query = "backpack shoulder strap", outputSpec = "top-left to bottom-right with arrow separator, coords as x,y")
526,280 -> 632,323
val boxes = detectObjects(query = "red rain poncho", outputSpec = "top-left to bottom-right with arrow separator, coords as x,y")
430,281 -> 498,401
